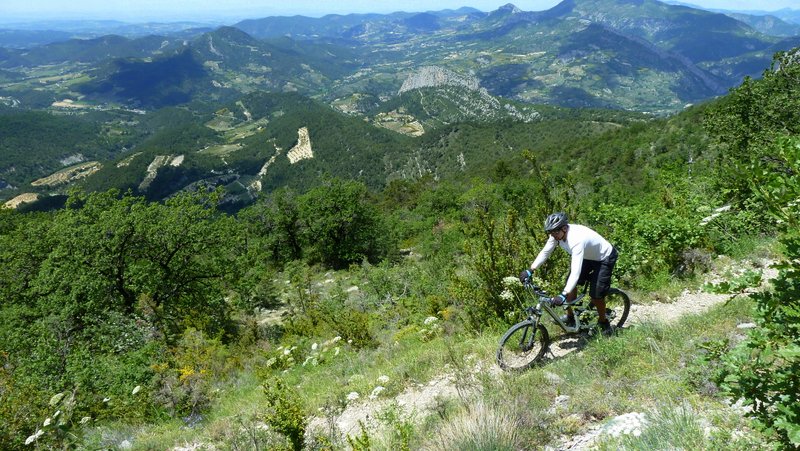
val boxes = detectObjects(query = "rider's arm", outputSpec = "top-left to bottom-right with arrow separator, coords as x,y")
563,245 -> 584,295
531,236 -> 557,270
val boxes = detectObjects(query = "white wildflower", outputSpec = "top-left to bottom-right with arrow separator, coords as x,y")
311,342 -> 318,351
499,289 -> 513,301
502,276 -> 522,287
369,386 -> 385,400
132,385 -> 141,395
49,393 -> 65,406
346,392 -> 360,402
102,397 -> 111,403
423,316 -> 438,325
80,416 -> 91,424
377,375 -> 390,384
283,348 -> 291,355
43,417 -> 52,427
25,430 -> 44,445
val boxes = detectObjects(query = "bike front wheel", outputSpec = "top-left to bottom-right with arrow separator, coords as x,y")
496,320 -> 550,371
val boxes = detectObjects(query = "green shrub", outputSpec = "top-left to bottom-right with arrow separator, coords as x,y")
715,136 -> 800,447
589,203 -> 707,286
262,377 -> 307,451
152,328 -> 231,418
453,207 -> 534,330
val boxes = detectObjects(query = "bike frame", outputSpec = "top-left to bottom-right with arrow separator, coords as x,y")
522,284 -> 592,334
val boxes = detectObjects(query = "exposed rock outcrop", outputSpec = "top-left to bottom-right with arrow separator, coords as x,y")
399,66 -> 480,94
287,127 -> 313,164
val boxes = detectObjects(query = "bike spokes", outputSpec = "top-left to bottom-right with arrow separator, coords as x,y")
497,321 -> 549,370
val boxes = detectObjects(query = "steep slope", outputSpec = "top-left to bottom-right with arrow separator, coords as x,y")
192,27 -> 358,92
76,48 -> 212,108
374,67 -> 542,130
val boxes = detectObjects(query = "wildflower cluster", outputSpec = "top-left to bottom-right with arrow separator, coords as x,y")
301,336 -> 343,367
265,345 -> 299,371
369,375 -> 391,400
603,412 -> 648,438
263,336 -> 348,373
500,275 -> 524,302
419,316 -> 442,342
345,374 -> 392,405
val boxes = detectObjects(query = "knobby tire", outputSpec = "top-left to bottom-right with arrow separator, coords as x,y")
603,288 -> 631,329
496,320 -> 549,371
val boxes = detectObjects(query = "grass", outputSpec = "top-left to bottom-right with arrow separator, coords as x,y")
81,274 -> 770,450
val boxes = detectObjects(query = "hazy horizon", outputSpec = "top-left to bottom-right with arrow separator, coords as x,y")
1,0 -> 798,24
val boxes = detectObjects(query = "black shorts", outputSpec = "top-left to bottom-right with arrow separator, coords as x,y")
567,247 -> 618,299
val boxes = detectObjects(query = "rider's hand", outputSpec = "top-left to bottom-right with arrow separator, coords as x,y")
519,269 -> 532,284
550,294 -> 566,306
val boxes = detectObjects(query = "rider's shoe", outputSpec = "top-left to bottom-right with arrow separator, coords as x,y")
560,315 -> 576,328
597,320 -> 613,335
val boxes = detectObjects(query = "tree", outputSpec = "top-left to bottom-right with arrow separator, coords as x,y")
704,47 -> 800,207
241,188 -> 303,266
298,178 -> 393,268
30,189 -> 242,340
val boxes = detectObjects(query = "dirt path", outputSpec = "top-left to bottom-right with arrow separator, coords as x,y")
308,259 -> 777,445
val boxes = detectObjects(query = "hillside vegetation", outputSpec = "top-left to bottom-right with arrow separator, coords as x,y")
1,45 -> 799,450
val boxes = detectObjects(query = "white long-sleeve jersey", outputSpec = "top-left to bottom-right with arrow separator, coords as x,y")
531,223 -> 614,296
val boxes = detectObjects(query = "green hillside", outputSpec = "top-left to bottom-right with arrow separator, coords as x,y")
0,111 -> 107,187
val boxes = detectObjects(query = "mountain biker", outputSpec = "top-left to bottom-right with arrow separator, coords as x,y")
519,212 -> 618,333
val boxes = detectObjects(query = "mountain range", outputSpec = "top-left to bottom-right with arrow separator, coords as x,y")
1,0 -> 799,209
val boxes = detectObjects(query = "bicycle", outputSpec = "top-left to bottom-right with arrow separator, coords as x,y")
496,281 -> 631,371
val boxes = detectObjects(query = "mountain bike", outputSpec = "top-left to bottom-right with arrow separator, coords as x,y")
496,281 -> 631,371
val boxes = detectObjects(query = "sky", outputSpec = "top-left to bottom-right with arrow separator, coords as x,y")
0,0 -> 798,23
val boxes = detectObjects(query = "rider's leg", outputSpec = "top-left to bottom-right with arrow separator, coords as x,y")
593,248 -> 617,326
592,297 -> 607,323
565,288 -> 578,320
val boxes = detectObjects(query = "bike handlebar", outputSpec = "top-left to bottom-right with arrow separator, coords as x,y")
523,282 -> 580,307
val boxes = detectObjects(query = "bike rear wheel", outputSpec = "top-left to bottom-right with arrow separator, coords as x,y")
579,288 -> 631,330
496,320 -> 549,371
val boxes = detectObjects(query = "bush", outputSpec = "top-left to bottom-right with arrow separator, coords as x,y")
715,136 -> 800,447
589,203 -> 707,286
152,328 -> 232,419
262,377 -> 307,451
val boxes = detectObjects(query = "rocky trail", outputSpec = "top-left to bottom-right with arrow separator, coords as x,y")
308,258 -> 777,448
